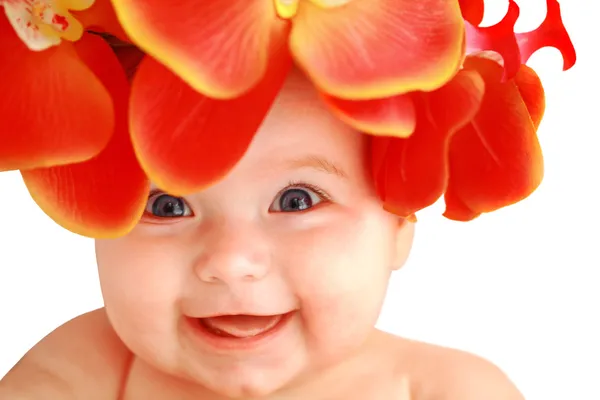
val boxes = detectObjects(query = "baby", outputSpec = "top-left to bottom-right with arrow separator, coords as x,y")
0,70 -> 524,400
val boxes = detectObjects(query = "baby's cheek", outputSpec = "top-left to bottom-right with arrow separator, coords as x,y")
97,240 -> 188,365
285,221 -> 391,358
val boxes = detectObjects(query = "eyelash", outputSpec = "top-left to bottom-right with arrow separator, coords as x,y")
282,180 -> 332,202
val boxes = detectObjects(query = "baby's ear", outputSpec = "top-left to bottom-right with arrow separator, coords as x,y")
391,218 -> 415,271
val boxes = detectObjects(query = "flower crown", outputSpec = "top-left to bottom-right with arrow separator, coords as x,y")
0,0 -> 576,238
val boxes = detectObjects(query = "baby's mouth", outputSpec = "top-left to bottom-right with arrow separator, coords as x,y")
198,314 -> 286,339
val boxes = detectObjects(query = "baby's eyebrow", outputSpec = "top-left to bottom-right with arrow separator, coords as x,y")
285,155 -> 348,180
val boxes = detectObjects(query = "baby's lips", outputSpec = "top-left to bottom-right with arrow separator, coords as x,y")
201,314 -> 285,338
191,310 -> 297,319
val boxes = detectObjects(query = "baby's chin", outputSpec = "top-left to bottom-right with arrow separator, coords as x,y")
127,316 -> 309,397
170,350 -> 309,399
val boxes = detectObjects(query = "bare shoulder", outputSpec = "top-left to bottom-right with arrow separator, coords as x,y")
392,337 -> 524,400
0,308 -> 132,400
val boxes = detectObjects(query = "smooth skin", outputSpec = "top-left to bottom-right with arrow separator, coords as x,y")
0,70 -> 524,400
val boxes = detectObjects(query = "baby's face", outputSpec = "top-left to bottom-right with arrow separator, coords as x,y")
95,71 -> 413,397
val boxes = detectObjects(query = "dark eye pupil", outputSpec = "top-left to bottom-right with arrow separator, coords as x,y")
152,195 -> 186,217
280,189 -> 312,212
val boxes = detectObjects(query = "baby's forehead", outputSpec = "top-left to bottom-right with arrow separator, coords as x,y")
249,69 -> 364,161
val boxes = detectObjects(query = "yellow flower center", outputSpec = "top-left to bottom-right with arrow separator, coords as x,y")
1,0 -> 95,51
274,0 -> 351,19
274,0 -> 299,19
32,1 -> 68,31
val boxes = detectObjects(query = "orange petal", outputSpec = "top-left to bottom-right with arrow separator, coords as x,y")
373,69 -> 485,218
514,64 -> 545,129
370,135 -> 392,192
111,0 -> 290,99
443,57 -> 544,221
129,47 -> 293,196
442,185 -> 481,221
459,0 -> 484,26
322,93 -> 416,137
22,33 -> 149,239
0,16 -> 114,171
515,0 -> 576,71
290,0 -> 465,99
72,0 -> 130,42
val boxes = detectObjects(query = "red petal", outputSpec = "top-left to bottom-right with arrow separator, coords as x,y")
464,0 -> 522,81
443,185 -> 481,221
443,57 -> 544,220
322,93 -> 416,137
515,0 -> 576,71
514,64 -> 545,129
373,69 -> 485,218
0,17 -> 113,171
129,48 -> 293,196
21,34 -> 149,239
112,0 -> 290,98
290,0 -> 465,99
465,0 -> 576,81
459,0 -> 485,26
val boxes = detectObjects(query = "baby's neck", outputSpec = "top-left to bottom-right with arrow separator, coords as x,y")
122,330 -> 400,400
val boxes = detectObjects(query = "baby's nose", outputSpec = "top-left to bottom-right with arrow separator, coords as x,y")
193,223 -> 271,285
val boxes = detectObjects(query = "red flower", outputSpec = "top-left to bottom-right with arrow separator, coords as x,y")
372,0 -> 576,221
0,0 -> 577,237
0,0 -> 148,236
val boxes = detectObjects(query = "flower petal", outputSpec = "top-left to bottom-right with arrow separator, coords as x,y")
0,17 -> 114,171
515,0 -> 576,71
443,57 -> 544,221
22,33 -> 149,239
465,0 -> 576,82
442,184 -> 480,221
464,0 -> 521,81
290,0 -> 465,99
459,0 -> 484,26
111,0 -> 289,98
322,93 -> 416,137
129,47 -> 292,196
373,69 -> 485,218
514,64 -> 545,129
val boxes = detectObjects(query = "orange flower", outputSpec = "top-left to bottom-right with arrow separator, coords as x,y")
113,0 -> 465,100
116,0 -> 466,194
372,56 -> 546,221
121,0 -> 575,212
0,0 -> 148,236
0,0 -> 578,238
372,0 -> 577,221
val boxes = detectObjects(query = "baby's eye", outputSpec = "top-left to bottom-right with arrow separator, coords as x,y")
146,192 -> 193,218
270,184 -> 328,213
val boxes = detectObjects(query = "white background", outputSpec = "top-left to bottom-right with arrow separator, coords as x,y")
1,1 -> 599,399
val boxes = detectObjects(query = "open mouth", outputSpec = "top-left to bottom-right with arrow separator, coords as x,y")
189,311 -> 296,350
200,314 -> 285,338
